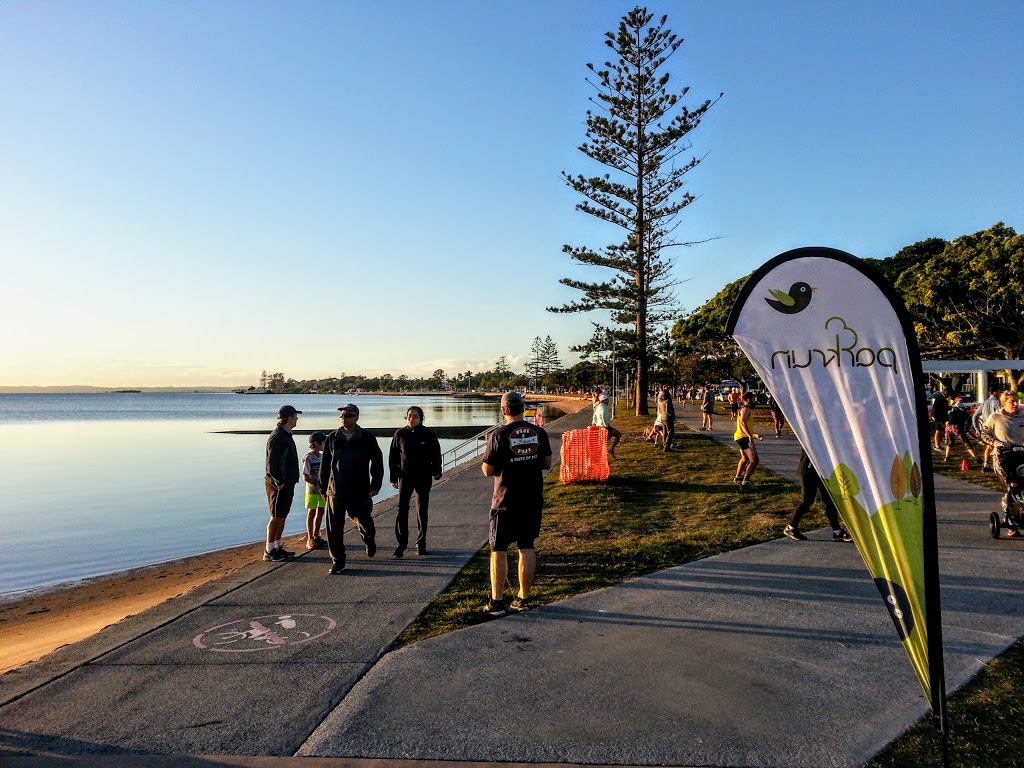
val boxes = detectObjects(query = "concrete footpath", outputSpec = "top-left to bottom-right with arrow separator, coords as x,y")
3,404 -> 1023,768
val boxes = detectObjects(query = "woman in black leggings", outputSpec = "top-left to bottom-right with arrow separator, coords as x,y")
783,449 -> 853,543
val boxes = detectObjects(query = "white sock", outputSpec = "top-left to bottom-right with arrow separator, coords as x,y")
274,540 -> 282,549
266,544 -> 275,552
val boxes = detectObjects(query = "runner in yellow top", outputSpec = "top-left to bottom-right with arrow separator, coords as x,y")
733,391 -> 764,491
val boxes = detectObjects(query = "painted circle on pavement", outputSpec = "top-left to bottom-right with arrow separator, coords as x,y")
193,614 -> 336,652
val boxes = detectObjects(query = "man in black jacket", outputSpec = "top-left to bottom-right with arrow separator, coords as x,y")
264,405 -> 302,562
389,406 -> 443,558
319,403 -> 384,575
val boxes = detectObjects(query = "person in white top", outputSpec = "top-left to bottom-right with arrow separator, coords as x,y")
591,388 -> 622,459
982,391 -> 1024,536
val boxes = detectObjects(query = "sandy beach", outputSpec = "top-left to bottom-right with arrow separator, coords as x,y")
0,394 -> 591,675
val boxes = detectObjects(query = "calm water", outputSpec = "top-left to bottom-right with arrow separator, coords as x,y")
0,393 -> 525,596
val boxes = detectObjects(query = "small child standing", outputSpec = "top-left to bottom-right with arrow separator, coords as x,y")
303,432 -> 327,549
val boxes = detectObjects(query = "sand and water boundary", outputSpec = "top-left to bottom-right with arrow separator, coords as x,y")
0,395 -> 590,675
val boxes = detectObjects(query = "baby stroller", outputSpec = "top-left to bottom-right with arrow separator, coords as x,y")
990,446 -> 1024,538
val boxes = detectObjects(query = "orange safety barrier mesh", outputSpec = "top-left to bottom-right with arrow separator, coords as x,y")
560,426 -> 611,484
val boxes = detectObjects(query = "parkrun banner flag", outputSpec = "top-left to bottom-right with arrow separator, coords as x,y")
726,247 -> 946,723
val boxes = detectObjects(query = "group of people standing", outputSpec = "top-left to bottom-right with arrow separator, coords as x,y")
264,402 -> 442,573
264,394 -> 552,615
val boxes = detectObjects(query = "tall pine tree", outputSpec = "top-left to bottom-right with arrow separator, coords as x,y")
549,7 -> 718,415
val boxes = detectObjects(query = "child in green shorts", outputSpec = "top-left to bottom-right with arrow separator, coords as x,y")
303,432 -> 327,549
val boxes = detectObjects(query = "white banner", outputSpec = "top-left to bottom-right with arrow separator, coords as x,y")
727,247 -> 944,715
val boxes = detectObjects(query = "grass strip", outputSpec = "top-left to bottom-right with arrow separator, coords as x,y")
395,410 -> 810,644
866,638 -> 1024,767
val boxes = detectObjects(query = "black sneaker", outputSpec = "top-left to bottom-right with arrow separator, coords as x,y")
393,547 -> 405,559
365,539 -> 376,558
263,548 -> 279,561
739,482 -> 756,491
833,528 -> 854,543
733,476 -> 742,483
783,525 -> 807,541
509,596 -> 531,613
277,547 -> 295,559
479,599 -> 506,617
417,545 -> 428,556
328,561 -> 346,575
983,465 -> 993,473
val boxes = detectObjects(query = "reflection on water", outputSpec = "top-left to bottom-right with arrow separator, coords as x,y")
0,393 -> 534,596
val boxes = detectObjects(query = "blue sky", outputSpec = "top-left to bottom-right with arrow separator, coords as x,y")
1,1 -> 1020,387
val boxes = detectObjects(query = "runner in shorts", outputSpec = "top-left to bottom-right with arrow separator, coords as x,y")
264,405 -> 302,562
700,387 -> 715,431
733,391 -> 763,490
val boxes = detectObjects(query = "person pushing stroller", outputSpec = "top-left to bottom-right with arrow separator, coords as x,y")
980,391 -> 1024,538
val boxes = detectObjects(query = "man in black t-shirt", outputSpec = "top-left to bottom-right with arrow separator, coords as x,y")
479,391 -> 552,617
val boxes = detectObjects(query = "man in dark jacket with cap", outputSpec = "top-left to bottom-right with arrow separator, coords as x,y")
319,403 -> 384,574
264,404 -> 302,562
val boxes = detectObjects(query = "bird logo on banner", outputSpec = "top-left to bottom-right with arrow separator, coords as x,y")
765,281 -> 815,314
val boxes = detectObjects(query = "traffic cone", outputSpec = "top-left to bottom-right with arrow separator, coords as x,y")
961,459 -> 969,472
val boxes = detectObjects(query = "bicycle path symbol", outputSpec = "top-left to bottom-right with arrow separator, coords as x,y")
193,614 -> 336,652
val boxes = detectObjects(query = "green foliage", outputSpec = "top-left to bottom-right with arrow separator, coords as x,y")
551,6 -> 719,415
895,223 -> 1024,386
864,237 -> 947,285
669,274 -> 756,384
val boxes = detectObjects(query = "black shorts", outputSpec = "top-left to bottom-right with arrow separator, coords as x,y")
735,437 -> 751,450
489,507 -> 541,552
730,403 -> 740,415
266,481 -> 295,520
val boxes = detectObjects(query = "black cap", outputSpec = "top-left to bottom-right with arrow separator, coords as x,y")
500,391 -> 525,410
338,403 -> 359,415
277,405 -> 302,420
309,431 -> 327,444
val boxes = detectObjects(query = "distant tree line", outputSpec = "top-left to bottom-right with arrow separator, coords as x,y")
248,337 -> 620,396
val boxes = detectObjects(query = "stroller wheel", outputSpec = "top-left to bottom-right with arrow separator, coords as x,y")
990,511 -> 1002,539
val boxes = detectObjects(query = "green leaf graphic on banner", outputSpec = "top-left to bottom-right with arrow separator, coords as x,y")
834,464 -> 860,500
890,456 -> 907,506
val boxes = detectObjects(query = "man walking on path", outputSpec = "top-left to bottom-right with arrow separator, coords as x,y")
319,403 -> 384,575
657,386 -> 676,452
931,387 -> 950,451
264,405 -> 302,562
389,406 -> 443,558
783,448 -> 853,543
480,391 -> 552,617
591,387 -> 621,459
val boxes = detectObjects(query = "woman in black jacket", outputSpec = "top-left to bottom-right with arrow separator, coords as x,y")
389,406 -> 443,557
